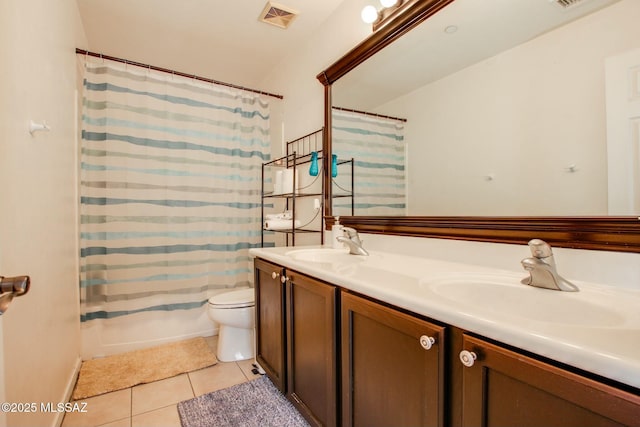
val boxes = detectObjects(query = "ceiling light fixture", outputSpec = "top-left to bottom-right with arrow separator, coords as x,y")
361,0 -> 401,25
361,5 -> 378,24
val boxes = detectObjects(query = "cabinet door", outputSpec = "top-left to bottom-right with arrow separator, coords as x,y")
341,292 -> 446,427
254,258 -> 286,392
286,270 -> 338,427
460,334 -> 640,427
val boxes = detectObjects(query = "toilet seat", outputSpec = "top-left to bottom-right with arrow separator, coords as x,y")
209,288 -> 254,309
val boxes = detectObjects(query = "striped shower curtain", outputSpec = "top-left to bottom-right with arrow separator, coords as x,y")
332,109 -> 406,216
79,62 -> 271,324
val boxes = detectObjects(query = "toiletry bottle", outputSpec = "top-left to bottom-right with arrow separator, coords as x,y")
309,151 -> 319,177
332,216 -> 344,249
331,154 -> 338,178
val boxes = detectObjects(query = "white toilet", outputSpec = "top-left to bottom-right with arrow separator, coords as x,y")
207,287 -> 255,362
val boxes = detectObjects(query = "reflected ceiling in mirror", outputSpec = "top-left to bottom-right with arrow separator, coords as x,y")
332,0 -> 640,216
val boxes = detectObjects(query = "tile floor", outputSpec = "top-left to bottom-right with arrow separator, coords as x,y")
62,336 -> 261,427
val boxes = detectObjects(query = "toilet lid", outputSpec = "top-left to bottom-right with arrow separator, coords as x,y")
209,288 -> 254,308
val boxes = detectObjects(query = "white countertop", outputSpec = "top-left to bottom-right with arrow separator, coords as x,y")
250,245 -> 640,390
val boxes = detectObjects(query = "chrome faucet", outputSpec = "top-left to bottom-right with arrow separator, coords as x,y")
520,239 -> 578,292
336,227 -> 369,256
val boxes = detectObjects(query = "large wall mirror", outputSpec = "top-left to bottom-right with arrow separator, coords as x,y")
318,0 -> 640,252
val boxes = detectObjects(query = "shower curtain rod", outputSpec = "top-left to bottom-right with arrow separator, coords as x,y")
75,48 -> 283,100
332,106 -> 407,122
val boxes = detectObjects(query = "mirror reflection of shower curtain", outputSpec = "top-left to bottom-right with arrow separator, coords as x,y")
332,109 -> 406,216
79,61 -> 271,329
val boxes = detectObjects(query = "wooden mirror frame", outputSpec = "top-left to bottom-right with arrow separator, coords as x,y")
317,0 -> 640,253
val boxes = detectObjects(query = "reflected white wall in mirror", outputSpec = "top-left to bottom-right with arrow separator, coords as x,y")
332,0 -> 640,216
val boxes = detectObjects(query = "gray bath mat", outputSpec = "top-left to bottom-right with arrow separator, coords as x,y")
177,375 -> 310,427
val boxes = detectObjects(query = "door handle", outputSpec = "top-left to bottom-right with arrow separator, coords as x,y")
0,275 -> 31,315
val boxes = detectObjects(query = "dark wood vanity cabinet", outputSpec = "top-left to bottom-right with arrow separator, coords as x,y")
255,258 -> 640,427
286,269 -> 338,427
254,258 -> 287,392
459,334 -> 640,427
341,292 -> 446,427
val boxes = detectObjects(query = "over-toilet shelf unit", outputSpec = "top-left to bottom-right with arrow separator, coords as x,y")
260,128 -> 353,247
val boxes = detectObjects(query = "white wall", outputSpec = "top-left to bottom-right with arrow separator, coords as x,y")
0,318 -> 5,427
379,0 -> 640,215
0,1 -> 87,426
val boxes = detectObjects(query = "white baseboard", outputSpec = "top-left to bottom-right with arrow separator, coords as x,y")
54,356 -> 82,427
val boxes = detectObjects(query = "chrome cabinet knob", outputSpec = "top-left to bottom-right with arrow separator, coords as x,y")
280,275 -> 287,284
419,335 -> 436,350
271,271 -> 280,280
459,350 -> 477,367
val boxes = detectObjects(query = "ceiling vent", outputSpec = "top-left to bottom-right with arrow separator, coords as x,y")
550,0 -> 586,9
259,2 -> 298,29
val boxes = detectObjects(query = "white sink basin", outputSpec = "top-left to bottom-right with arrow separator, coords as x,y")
422,273 -> 627,327
285,248 -> 366,264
